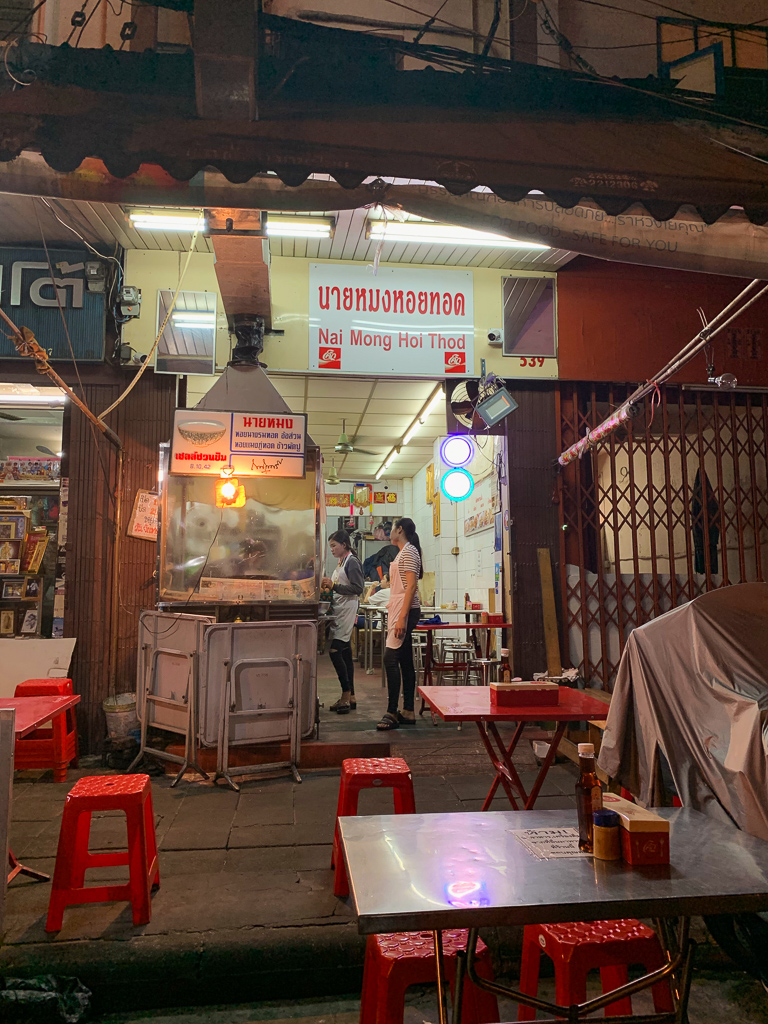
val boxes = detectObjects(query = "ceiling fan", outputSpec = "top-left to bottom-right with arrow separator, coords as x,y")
325,459 -> 340,485
334,419 -> 378,457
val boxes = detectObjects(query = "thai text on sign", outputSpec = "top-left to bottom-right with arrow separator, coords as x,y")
170,410 -> 307,477
128,490 -> 158,541
309,264 -> 474,377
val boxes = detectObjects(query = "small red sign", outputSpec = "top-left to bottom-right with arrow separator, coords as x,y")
444,352 -> 466,373
319,346 -> 341,369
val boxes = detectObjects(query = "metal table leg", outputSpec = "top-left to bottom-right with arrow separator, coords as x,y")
433,929 -> 450,1024
460,918 -> 694,1024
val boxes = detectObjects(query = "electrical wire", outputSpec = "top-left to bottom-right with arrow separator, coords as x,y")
1,0 -> 47,42
34,199 -> 117,504
65,1 -> 89,45
75,0 -> 104,47
413,0 -> 449,44
480,0 -> 502,60
38,197 -> 126,335
97,213 -> 203,422
2,38 -> 35,86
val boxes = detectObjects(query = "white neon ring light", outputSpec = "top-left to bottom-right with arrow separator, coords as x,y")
441,467 -> 474,502
440,434 -> 475,468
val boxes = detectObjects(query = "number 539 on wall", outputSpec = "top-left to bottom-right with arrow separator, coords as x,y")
511,356 -> 558,378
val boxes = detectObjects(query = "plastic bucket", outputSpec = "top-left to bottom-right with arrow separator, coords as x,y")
103,692 -> 139,740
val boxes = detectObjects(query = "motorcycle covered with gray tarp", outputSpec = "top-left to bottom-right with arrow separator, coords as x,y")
598,582 -> 768,987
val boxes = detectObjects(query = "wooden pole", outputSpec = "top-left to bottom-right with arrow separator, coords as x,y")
537,547 -> 562,677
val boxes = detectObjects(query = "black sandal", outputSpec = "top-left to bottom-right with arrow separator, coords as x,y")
397,711 -> 416,726
331,697 -> 356,713
376,712 -> 399,731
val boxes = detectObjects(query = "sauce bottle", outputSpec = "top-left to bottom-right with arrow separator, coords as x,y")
575,742 -> 603,853
499,648 -> 512,683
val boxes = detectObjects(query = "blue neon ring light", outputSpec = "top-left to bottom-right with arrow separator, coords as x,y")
440,467 -> 474,502
440,434 -> 474,468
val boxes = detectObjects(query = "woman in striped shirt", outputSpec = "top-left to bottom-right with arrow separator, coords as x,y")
377,517 -> 423,730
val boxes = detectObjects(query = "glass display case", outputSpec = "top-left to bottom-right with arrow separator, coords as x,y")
158,445 -> 321,607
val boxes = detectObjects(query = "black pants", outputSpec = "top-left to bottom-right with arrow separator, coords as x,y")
329,638 -> 355,696
384,607 -> 421,715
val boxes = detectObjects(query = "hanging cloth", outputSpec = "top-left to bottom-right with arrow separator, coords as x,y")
692,468 -> 720,575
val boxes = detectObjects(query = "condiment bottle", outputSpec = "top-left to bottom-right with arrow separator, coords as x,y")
592,809 -> 621,861
575,742 -> 603,853
499,648 -> 512,684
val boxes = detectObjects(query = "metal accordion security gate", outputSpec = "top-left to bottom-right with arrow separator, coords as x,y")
558,383 -> 768,690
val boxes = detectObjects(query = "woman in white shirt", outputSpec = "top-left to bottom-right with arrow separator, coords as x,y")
377,517 -> 423,730
322,530 -> 364,714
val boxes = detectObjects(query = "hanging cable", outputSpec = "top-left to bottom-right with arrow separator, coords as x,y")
97,213 -> 203,422
479,0 -> 501,60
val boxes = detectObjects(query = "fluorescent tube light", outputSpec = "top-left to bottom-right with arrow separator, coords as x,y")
129,210 -> 205,232
368,220 -> 549,250
172,314 -> 216,329
172,312 -> 215,322
266,215 -> 334,239
0,394 -> 66,405
421,389 -> 445,421
403,420 -> 422,446
375,466 -> 386,481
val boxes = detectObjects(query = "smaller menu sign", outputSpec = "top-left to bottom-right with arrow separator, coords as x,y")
128,490 -> 158,541
170,410 -> 307,478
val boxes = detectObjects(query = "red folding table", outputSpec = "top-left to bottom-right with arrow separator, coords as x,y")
2,694 -> 81,883
417,684 -> 610,811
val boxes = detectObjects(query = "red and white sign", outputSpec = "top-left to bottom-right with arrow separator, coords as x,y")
309,264 -> 474,377
170,410 -> 307,478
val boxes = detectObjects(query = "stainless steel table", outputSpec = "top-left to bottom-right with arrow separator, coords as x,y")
339,808 -> 768,1024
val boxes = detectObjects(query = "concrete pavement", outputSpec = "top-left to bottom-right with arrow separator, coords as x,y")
1,657 -> 762,1020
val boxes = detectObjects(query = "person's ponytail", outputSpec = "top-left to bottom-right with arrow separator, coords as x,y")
394,517 -> 423,579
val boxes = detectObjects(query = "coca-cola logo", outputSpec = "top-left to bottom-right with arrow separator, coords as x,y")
319,346 -> 341,368
444,352 -> 466,373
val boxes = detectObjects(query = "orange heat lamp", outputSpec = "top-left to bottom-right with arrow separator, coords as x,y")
215,470 -> 246,508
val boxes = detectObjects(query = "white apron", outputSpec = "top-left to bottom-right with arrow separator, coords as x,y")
331,554 -> 359,642
386,547 -> 411,650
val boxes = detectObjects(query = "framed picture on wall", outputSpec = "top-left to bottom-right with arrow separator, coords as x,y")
3,580 -> 22,598
0,609 -> 14,634
426,463 -> 435,506
433,492 -> 441,536
20,608 -> 39,634
23,577 -> 40,599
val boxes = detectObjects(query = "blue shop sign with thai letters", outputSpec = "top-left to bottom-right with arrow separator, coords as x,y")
0,247 -> 106,361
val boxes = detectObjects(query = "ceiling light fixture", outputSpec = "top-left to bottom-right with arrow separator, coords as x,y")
172,315 -> 217,330
0,394 -> 67,405
367,220 -> 549,250
266,215 -> 335,239
129,210 -> 205,233
172,312 -> 215,323
374,385 -> 445,480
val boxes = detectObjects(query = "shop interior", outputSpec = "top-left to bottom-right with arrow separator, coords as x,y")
0,385 -> 64,640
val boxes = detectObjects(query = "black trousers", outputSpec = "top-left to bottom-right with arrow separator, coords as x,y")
329,638 -> 355,696
384,607 -> 421,715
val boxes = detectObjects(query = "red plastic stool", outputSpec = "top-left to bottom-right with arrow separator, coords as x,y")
14,679 -> 79,782
331,757 -> 415,897
46,774 -> 160,931
517,920 -> 674,1020
360,930 -> 500,1024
